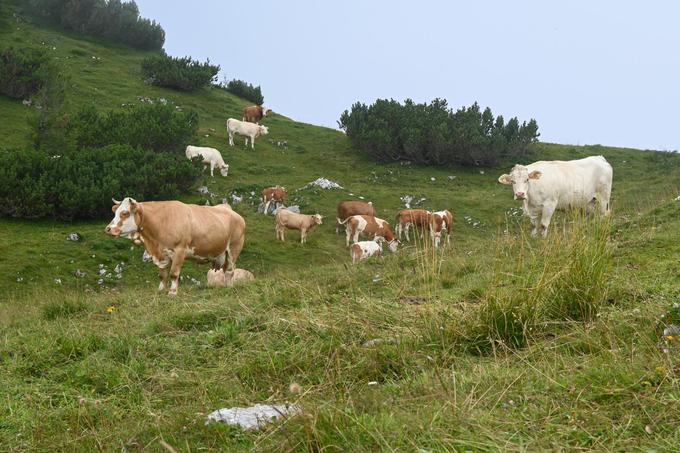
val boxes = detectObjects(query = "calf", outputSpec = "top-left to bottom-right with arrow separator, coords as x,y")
430,210 -> 453,247
262,186 -> 287,214
242,105 -> 269,123
395,209 -> 431,241
207,268 -> 255,287
342,215 -> 398,252
227,118 -> 269,149
275,209 -> 323,244
185,145 -> 229,177
336,200 -> 376,234
350,239 -> 383,264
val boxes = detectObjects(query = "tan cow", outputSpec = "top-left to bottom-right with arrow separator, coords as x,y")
207,268 -> 255,287
242,105 -> 269,123
341,215 -> 398,252
262,186 -> 287,214
105,197 -> 245,296
430,210 -> 454,247
336,200 -> 376,234
275,209 -> 323,244
395,209 -> 431,241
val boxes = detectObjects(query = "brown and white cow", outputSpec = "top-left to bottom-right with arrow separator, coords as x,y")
242,105 -> 269,123
430,210 -> 453,247
395,209 -> 431,241
262,186 -> 287,214
275,209 -> 323,244
336,200 -> 376,234
341,215 -> 398,252
105,197 -> 245,296
350,239 -> 383,264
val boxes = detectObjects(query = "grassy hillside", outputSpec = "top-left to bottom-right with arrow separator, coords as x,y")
2,9 -> 680,452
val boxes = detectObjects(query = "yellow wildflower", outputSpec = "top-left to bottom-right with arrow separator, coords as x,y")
106,305 -> 116,314
665,335 -> 674,341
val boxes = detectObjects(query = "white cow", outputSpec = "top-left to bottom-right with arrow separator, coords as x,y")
226,118 -> 269,149
185,145 -> 229,177
498,155 -> 613,237
350,239 -> 384,264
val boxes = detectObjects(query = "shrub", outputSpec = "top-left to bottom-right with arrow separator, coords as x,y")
219,78 -> 264,105
141,54 -> 219,91
0,145 -> 201,220
24,0 -> 165,50
338,98 -> 539,167
0,47 -> 52,99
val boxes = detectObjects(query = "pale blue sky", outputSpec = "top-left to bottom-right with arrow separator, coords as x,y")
136,0 -> 679,151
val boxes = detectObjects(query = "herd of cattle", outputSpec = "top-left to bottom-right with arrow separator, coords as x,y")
104,105 -> 614,295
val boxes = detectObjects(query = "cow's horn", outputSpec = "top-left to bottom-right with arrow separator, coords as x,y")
112,198 -> 121,204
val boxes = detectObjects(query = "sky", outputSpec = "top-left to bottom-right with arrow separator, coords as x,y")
135,0 -> 680,151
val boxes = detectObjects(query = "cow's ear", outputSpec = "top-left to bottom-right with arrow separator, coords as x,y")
528,170 -> 542,180
498,174 -> 513,184
112,204 -> 120,213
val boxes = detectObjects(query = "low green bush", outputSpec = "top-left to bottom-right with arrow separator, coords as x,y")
219,78 -> 264,105
0,47 -> 52,99
141,54 -> 219,91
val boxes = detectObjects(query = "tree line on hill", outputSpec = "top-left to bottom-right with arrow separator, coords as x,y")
339,98 -> 539,167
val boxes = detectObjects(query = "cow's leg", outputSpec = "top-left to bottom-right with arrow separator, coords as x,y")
225,234 -> 245,272
352,229 -> 360,244
228,131 -> 234,146
404,223 -> 410,241
158,265 -> 169,292
210,161 -> 215,177
540,203 -> 557,238
168,248 -> 186,296
250,137 -> 255,149
300,228 -> 306,244
528,212 -> 541,236
245,137 -> 249,148
345,227 -> 352,247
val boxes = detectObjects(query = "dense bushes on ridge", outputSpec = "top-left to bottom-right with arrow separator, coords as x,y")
24,0 -> 165,50
0,47 -> 53,99
339,98 -> 539,167
141,54 -> 220,91
218,78 -> 264,105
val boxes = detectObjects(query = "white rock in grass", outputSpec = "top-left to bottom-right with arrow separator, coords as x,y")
206,404 -> 301,430
142,250 -> 153,262
302,177 -> 343,190
54,278 -> 62,285
66,233 -> 81,241
663,325 -> 680,336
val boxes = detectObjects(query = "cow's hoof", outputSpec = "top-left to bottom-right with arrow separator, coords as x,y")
168,290 -> 178,296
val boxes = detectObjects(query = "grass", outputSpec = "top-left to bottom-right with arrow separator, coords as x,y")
2,7 -> 680,452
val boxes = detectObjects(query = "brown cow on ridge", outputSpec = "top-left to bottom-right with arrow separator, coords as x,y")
105,197 -> 245,296
336,200 -> 376,234
243,105 -> 269,123
262,186 -> 287,214
395,209 -> 431,241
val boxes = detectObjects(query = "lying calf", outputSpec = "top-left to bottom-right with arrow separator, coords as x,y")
350,239 -> 383,264
207,268 -> 255,287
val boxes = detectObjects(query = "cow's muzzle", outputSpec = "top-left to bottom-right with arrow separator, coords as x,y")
515,192 -> 526,200
105,225 -> 121,236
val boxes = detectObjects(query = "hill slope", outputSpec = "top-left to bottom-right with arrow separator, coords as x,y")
2,10 -> 680,452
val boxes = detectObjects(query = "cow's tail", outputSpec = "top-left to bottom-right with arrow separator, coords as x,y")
337,217 -> 350,225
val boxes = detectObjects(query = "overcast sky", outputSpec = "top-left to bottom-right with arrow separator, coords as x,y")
135,0 -> 679,151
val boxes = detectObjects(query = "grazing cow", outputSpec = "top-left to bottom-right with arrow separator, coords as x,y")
105,197 -> 245,296
275,209 -> 323,244
498,155 -> 613,237
350,239 -> 383,264
207,268 -> 254,287
185,145 -> 229,177
341,215 -> 398,253
226,118 -> 269,149
242,105 -> 269,123
262,186 -> 287,214
336,200 -> 376,234
395,209 -> 431,241
430,210 -> 453,247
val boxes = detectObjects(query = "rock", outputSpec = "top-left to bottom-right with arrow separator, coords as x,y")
142,250 -> 153,262
197,186 -> 210,194
230,193 -> 243,204
258,201 -> 285,215
663,324 -> 680,337
206,403 -> 301,430
66,233 -> 81,241
448,175 -> 457,180
400,195 -> 414,208
430,177 -> 436,181
54,278 -> 62,285
302,177 -> 343,190
74,269 -> 87,278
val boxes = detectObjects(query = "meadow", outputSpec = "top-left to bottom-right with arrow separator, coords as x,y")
2,7 -> 680,452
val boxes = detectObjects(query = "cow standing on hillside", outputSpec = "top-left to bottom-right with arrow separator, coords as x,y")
430,210 -> 453,247
105,198 -> 245,295
275,209 -> 323,244
242,105 -> 269,123
341,215 -> 399,253
498,155 -> 613,237
395,209 -> 431,241
227,118 -> 269,149
336,200 -> 376,234
262,186 -> 286,214
185,145 -> 229,177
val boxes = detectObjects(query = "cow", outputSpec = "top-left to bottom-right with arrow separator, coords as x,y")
336,200 -> 376,234
395,209 -> 431,241
430,210 -> 453,247
275,209 -> 323,244
105,197 -> 245,296
207,268 -> 254,287
242,105 -> 269,123
341,215 -> 398,253
498,155 -> 613,237
262,186 -> 287,214
226,118 -> 269,149
185,145 -> 229,177
350,239 -> 384,264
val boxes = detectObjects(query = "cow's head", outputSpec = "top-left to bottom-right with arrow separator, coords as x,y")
219,163 -> 229,177
312,214 -> 323,225
498,165 -> 542,200
105,197 -> 141,238
259,125 -> 269,136
387,240 -> 399,253
262,106 -> 270,117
